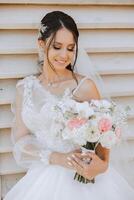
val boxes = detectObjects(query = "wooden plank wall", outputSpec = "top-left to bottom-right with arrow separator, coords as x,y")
0,0 -> 134,198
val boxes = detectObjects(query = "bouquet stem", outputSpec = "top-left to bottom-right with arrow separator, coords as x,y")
74,142 -> 96,184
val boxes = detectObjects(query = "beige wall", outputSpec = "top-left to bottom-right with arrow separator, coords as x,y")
0,0 -> 134,198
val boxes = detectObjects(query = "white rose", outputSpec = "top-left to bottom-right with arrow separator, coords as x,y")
85,122 -> 100,143
76,101 -> 94,118
62,126 -> 87,146
90,99 -> 112,110
72,127 -> 87,146
100,131 -> 117,149
91,100 -> 101,108
59,99 -> 76,113
101,100 -> 112,109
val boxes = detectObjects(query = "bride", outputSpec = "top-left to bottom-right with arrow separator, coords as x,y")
4,11 -> 134,199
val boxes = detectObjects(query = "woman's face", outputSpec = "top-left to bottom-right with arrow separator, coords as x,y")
45,27 -> 76,71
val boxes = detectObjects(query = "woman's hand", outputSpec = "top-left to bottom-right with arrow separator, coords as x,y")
67,151 -> 109,180
49,149 -> 81,170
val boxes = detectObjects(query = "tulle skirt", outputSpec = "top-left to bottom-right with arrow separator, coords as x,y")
4,164 -> 134,200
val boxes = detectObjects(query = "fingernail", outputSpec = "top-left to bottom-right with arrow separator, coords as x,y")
81,152 -> 87,155
67,157 -> 71,161
72,154 -> 76,158
68,162 -> 72,166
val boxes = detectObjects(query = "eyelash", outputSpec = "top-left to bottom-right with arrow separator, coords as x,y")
53,46 -> 74,52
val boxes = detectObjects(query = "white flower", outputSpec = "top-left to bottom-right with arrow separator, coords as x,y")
57,99 -> 76,114
62,126 -> 87,146
76,101 -> 94,118
91,100 -> 101,107
99,130 -> 117,149
85,122 -> 100,143
72,126 -> 87,146
91,99 -> 112,110
101,100 -> 112,109
101,113 -> 113,121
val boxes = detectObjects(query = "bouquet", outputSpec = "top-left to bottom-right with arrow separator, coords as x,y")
53,95 -> 129,184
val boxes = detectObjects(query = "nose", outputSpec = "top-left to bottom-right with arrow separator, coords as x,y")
60,49 -> 68,60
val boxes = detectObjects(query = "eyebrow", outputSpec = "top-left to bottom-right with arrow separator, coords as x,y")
54,41 -> 75,46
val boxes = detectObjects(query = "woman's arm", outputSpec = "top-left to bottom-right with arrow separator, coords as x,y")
84,78 -> 110,162
49,149 -> 81,169
65,78 -> 110,179
96,144 -> 110,163
11,84 -> 53,169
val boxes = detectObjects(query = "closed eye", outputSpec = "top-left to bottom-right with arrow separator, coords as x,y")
68,48 -> 74,52
53,46 -> 74,52
53,46 -> 60,50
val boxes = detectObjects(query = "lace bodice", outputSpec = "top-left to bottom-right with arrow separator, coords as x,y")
22,76 -> 79,151
11,75 -> 88,169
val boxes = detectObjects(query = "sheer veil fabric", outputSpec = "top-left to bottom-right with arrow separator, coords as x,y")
75,47 -> 110,99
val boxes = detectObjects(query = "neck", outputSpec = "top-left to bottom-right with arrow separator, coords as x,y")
42,62 -> 71,83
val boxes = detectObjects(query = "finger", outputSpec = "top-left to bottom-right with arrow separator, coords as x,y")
71,155 -> 88,168
67,161 -> 74,168
89,151 -> 96,155
70,159 -> 84,175
74,153 -> 89,158
86,152 -> 96,159
73,153 -> 83,159
67,157 -> 76,169
67,155 -> 83,169
74,153 -> 93,161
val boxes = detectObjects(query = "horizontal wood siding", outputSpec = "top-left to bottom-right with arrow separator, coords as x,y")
0,1 -> 134,198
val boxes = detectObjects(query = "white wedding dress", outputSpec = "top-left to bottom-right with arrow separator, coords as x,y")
4,75 -> 134,200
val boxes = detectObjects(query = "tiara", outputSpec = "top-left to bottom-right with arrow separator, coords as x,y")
40,24 -> 48,33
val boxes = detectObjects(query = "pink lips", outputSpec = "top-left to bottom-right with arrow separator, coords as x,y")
55,59 -> 66,64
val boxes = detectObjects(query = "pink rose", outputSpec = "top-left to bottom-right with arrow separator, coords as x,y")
67,118 -> 87,130
115,127 -> 121,139
99,118 -> 112,132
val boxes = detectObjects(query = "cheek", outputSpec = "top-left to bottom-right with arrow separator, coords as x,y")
65,53 -> 75,65
70,52 -> 75,62
47,53 -> 60,65
47,49 -> 57,60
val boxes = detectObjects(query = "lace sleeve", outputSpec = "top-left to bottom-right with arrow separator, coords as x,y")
11,79 -> 52,169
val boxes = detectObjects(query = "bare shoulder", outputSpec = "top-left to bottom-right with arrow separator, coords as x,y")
84,78 -> 100,100
74,72 -> 84,81
73,73 -> 100,101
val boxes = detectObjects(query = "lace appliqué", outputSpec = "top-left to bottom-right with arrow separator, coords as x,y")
39,149 -> 52,165
16,76 -> 35,111
16,76 -> 79,154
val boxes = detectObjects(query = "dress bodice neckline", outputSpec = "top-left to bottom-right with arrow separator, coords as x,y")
32,75 -> 88,99
33,75 -> 72,99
